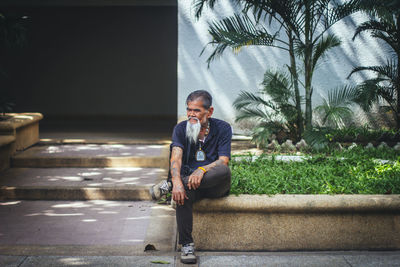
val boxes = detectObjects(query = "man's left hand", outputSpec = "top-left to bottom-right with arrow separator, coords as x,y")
188,169 -> 204,190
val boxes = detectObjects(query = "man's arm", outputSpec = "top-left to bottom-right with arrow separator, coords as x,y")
170,146 -> 188,205
187,156 -> 229,190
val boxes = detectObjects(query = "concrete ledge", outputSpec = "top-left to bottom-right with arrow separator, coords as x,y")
10,144 -> 170,169
0,186 -> 153,201
0,136 -> 16,172
192,195 -> 400,251
11,156 -> 169,168
0,113 -> 43,151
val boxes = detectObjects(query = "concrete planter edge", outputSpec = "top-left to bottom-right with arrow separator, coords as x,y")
192,194 -> 400,251
0,113 -> 43,152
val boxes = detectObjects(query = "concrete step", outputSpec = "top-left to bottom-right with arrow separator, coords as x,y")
0,200 -> 176,255
11,144 -> 170,168
0,167 -> 167,201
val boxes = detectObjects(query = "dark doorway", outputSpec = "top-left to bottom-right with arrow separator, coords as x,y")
1,3 -> 177,137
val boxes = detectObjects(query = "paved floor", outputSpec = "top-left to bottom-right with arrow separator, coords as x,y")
2,125 -> 398,266
0,199 -> 176,256
0,168 -> 166,188
15,144 -> 168,158
0,200 -> 153,245
2,251 -> 400,266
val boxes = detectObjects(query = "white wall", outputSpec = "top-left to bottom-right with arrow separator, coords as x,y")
178,0 -> 388,132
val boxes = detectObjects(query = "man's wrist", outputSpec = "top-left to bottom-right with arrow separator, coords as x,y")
198,166 -> 207,173
171,178 -> 183,187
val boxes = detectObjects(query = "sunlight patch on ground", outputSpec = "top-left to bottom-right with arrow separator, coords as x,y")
98,211 -> 118,214
59,258 -> 89,266
52,202 -> 92,208
121,239 -> 144,243
25,212 -> 84,217
46,176 -> 82,181
89,200 -> 124,207
126,216 -> 150,220
103,177 -> 140,183
62,139 -> 86,143
78,172 -> 102,176
0,201 -> 21,206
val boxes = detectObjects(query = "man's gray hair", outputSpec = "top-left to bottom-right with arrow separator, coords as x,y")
186,90 -> 212,109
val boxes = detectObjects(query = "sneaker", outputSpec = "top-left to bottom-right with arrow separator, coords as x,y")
181,243 -> 196,264
150,180 -> 171,200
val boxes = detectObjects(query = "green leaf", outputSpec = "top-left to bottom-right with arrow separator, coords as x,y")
202,13 -> 278,66
150,260 -> 170,264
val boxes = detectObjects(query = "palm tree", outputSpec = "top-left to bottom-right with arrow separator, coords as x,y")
194,0 -> 360,133
233,69 -> 300,145
348,0 -> 400,129
199,12 -> 304,139
314,85 -> 358,129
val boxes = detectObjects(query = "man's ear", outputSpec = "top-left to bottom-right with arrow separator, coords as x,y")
207,106 -> 214,118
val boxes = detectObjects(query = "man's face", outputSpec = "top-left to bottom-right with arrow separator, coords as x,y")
186,99 -> 213,126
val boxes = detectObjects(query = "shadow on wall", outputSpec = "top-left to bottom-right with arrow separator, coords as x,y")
178,1 -> 388,128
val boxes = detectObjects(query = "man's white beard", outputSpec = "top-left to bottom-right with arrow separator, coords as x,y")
186,117 -> 201,145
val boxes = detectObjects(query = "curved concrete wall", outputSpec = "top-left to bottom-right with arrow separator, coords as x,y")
178,1 -> 388,129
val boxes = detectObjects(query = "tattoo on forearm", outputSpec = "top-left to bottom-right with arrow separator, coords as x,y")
170,147 -> 183,178
171,160 -> 180,178
172,147 -> 183,158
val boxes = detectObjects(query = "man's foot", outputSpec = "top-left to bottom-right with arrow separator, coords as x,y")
150,180 -> 171,200
181,243 -> 196,264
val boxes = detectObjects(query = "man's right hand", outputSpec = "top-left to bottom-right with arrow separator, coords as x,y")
172,183 -> 188,205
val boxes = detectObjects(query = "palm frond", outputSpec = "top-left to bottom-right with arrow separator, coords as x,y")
353,79 -> 384,111
353,19 -> 397,41
233,68 -> 302,141
312,34 -> 341,72
357,0 -> 399,20
371,30 -> 399,55
233,90 -> 274,110
378,85 -> 397,107
235,106 -> 274,122
293,38 -> 306,59
303,128 -> 330,149
314,85 -> 357,128
327,85 -> 359,106
348,60 -> 398,81
244,0 -> 304,37
353,78 -> 397,114
193,0 -> 219,19
324,0 -> 362,28
262,69 -> 293,103
202,14 -> 278,66
251,125 -> 273,148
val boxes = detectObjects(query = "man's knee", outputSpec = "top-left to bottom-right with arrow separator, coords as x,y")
206,164 -> 231,180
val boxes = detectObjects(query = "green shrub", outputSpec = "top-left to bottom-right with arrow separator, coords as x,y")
230,154 -> 400,195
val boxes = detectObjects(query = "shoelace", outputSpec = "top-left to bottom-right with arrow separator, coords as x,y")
182,245 -> 194,255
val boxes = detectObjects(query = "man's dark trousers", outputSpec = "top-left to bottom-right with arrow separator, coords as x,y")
176,165 -> 231,245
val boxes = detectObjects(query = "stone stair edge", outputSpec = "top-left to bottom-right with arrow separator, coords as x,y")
0,186 -> 154,201
38,139 -> 172,145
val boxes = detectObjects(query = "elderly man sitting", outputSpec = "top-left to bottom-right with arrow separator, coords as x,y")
150,90 -> 232,264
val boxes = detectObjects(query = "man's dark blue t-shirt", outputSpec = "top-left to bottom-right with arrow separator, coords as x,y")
170,118 -> 232,173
